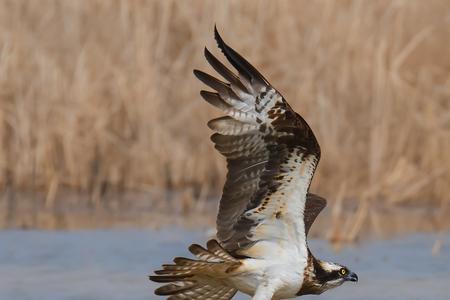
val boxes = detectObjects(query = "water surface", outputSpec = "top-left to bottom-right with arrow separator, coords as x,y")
1,230 -> 449,300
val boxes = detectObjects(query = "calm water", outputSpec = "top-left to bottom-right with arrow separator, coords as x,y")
1,229 -> 449,300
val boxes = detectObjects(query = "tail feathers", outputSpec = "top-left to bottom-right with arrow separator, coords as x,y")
154,282 -> 237,300
150,239 -> 239,300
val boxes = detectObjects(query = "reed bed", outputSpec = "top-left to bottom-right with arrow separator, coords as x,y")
0,0 -> 449,236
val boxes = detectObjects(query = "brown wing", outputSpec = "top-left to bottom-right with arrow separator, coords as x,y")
195,27 -> 321,253
150,240 -> 238,300
304,193 -> 327,236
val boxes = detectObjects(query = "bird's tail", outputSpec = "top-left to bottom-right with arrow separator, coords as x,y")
149,239 -> 240,299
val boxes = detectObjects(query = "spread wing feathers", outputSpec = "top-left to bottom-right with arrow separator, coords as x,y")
304,193 -> 327,236
195,27 -> 321,253
150,240 -> 239,300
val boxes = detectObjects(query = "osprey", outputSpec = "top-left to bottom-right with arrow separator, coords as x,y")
150,27 -> 358,300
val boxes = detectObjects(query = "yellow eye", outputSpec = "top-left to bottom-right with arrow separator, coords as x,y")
339,268 -> 347,276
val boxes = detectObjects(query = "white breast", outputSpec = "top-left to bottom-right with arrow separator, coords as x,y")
226,156 -> 316,298
229,247 -> 308,298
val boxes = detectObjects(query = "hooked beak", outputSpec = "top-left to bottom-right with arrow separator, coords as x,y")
345,272 -> 358,282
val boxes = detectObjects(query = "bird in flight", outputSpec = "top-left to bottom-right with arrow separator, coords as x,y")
149,27 -> 358,300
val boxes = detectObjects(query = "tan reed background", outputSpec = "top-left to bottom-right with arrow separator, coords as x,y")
0,0 -> 449,233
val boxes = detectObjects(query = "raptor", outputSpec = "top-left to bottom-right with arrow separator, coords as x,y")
150,27 -> 358,300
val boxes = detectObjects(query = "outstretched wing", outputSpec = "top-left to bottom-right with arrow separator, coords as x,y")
195,27 -> 321,254
304,193 -> 327,236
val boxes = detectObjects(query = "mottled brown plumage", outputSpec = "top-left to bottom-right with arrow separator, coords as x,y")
194,26 -> 321,254
150,240 -> 239,299
150,27 -> 357,300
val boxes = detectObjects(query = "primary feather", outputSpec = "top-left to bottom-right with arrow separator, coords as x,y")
194,26 -> 321,254
148,27 -> 359,300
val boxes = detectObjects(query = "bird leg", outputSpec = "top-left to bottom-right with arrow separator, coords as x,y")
252,282 -> 278,300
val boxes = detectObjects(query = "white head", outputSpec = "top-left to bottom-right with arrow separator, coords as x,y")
317,260 -> 358,288
298,258 -> 358,296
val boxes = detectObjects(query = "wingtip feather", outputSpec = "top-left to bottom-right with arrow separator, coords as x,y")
200,90 -> 231,111
204,46 -> 212,58
214,25 -> 225,52
193,69 -> 203,79
212,25 -> 268,88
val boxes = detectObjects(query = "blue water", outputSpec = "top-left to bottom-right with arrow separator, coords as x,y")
0,230 -> 449,300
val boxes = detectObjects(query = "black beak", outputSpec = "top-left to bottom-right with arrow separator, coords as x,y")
345,272 -> 358,282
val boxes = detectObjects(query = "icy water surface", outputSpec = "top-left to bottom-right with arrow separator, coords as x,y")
1,229 -> 449,300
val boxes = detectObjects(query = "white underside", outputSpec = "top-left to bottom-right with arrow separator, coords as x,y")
228,239 -> 308,299
224,157 -> 316,299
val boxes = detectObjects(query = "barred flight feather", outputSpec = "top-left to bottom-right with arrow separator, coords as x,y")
150,240 -> 239,300
193,26 -> 321,253
151,27 -> 333,300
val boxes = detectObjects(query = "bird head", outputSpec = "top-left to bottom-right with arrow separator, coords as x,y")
298,258 -> 358,296
315,260 -> 358,289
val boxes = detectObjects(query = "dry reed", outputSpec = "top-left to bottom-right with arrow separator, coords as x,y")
0,0 -> 449,234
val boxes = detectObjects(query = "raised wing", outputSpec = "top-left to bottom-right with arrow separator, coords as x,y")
195,27 -> 321,253
304,193 -> 327,236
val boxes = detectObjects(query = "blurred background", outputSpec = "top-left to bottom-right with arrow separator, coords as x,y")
0,1 -> 449,299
